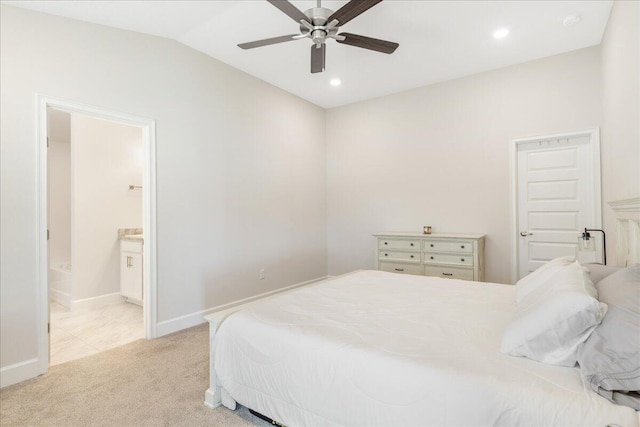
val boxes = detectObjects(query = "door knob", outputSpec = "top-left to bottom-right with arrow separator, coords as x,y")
520,231 -> 533,237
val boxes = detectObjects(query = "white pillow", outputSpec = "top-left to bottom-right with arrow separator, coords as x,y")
501,258 -> 607,366
514,256 -> 575,304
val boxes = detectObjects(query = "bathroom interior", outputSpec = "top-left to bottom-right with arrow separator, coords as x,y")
47,108 -> 145,365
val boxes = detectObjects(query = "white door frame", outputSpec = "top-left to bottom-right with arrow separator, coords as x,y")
509,128 -> 601,284
36,94 -> 158,375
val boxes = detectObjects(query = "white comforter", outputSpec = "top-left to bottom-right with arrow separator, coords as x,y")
214,270 -> 638,427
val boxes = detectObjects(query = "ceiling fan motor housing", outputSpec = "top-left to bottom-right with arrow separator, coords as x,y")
301,7 -> 339,45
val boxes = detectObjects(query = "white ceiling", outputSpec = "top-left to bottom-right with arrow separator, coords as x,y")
3,1 -> 613,108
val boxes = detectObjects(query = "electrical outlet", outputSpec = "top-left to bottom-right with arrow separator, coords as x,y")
259,269 -> 265,280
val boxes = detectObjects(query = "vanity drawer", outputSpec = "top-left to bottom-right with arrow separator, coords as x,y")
424,266 -> 474,281
424,252 -> 473,266
423,240 -> 473,254
120,240 -> 143,254
378,239 -> 421,251
380,262 -> 423,275
379,250 -> 420,263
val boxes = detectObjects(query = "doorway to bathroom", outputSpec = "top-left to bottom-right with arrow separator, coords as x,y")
37,96 -> 157,373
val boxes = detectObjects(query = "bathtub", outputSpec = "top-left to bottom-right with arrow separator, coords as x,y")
49,261 -> 72,307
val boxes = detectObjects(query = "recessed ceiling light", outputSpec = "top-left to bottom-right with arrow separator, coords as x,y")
563,14 -> 582,26
493,28 -> 510,39
330,78 -> 341,87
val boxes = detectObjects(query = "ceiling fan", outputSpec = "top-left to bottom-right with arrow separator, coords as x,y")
238,0 -> 399,74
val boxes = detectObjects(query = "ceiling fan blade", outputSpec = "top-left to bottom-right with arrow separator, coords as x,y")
326,0 -> 383,26
336,33 -> 399,54
238,34 -> 299,49
310,44 -> 326,73
267,0 -> 310,24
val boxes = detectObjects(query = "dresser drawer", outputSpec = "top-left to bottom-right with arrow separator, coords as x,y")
379,250 -> 420,263
423,240 -> 473,254
424,266 -> 474,281
378,238 -> 421,251
380,262 -> 423,275
424,252 -> 473,266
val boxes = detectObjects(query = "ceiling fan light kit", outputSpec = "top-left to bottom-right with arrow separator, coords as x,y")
238,0 -> 399,74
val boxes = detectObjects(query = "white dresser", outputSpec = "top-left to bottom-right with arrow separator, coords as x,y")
374,232 -> 485,282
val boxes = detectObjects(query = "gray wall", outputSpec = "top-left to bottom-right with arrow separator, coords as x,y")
601,0 -> 640,265
326,47 -> 603,283
0,5 -> 327,370
72,115 -> 143,301
47,111 -> 72,267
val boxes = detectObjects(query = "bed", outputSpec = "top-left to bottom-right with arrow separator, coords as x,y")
204,198 -> 640,426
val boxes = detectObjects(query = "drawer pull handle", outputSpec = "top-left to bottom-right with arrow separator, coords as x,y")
442,273 -> 453,276
395,268 -> 404,272
430,244 -> 434,247
385,253 -> 388,256
461,258 -> 465,262
461,245 -> 465,249
430,256 -> 434,260
384,242 -> 388,245
410,255 -> 414,258
410,243 -> 414,246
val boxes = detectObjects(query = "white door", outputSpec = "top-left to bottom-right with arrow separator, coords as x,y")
516,131 -> 601,279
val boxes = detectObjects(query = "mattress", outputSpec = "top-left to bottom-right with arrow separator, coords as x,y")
214,270 -> 639,427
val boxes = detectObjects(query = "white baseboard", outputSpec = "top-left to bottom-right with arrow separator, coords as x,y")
71,292 -> 124,311
156,275 -> 330,337
49,288 -> 72,308
0,358 -> 41,388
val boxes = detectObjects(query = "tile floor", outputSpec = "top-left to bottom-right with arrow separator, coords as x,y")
49,300 -> 144,366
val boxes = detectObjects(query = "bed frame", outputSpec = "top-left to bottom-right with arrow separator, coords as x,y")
204,197 -> 640,411
203,306 -> 241,409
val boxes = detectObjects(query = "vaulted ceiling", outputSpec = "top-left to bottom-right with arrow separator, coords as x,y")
3,1 -> 613,108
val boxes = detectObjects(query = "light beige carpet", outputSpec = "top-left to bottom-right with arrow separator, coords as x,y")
0,324 -> 269,427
